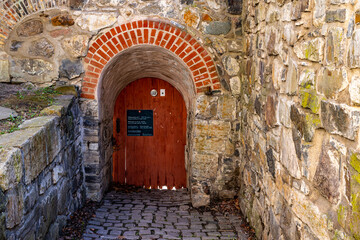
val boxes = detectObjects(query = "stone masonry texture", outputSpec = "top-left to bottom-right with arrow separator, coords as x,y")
0,95 -> 85,239
0,0 -> 360,239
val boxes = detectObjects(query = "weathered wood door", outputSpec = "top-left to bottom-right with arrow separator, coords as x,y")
113,78 -> 187,189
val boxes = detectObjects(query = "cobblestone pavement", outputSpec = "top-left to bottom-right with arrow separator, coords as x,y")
82,189 -> 252,240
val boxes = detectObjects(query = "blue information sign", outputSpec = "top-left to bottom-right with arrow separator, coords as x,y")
127,110 -> 153,136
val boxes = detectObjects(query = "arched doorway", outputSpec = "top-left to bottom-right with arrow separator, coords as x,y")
81,19 -> 221,203
112,78 -> 187,189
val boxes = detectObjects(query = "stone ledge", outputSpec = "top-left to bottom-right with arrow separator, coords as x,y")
0,148 -> 22,191
0,95 -> 75,186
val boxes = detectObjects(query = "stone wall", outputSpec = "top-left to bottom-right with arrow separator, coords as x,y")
0,95 -> 85,239
0,1 -> 244,207
238,0 -> 360,239
3,1 -> 360,239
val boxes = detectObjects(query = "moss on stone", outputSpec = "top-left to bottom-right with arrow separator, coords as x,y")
354,174 -> 360,185
352,193 -> 360,213
337,204 -> 345,227
305,113 -> 321,127
300,88 -> 320,114
305,43 -> 316,60
351,153 -> 360,173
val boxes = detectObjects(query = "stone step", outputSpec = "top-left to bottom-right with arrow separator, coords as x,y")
0,106 -> 18,120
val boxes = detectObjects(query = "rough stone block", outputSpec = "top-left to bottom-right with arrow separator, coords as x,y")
10,58 -> 55,83
0,127 -> 46,184
28,38 -> 54,58
325,9 -> 346,23
222,55 -> 240,76
279,127 -> 301,179
194,120 -> 231,154
62,35 -> 89,58
265,95 -> 278,128
16,20 -> 43,37
229,76 -> 241,95
40,105 -> 64,117
19,116 -> 57,129
286,59 -> 298,95
281,3 -> 293,22
278,98 -> 292,128
317,67 -> 348,99
88,143 -> 98,151
300,88 -> 321,114
350,76 -> 360,105
57,179 -> 70,215
59,59 -> 84,80
44,120 -> 61,163
217,95 -> 236,120
76,13 -> 117,32
283,23 -> 296,46
228,40 -> 243,53
192,153 -> 218,181
50,29 -> 72,38
183,9 -> 200,28
195,95 -> 218,120
38,189 -> 58,238
139,2 -> 162,15
266,149 -> 276,178
205,21 -> 231,35
6,186 -> 24,229
39,172 -> 52,195
313,141 -> 340,204
191,185 -> 210,207
51,14 -> 74,26
226,0 -> 242,15
69,0 -> 86,9
294,38 -> 324,62
314,0 -> 326,23
325,27 -> 344,66
291,190 -> 329,239
349,29 -> 360,68
299,69 -> 316,88
290,105 -> 321,142
26,129 -> 48,184
266,27 -> 279,55
24,184 -> 38,214
52,165 -> 64,184
272,58 -> 283,90
321,101 -> 360,140
0,148 -> 22,190
0,59 -> 9,83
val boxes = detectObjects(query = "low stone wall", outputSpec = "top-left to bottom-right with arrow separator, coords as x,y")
0,95 -> 85,239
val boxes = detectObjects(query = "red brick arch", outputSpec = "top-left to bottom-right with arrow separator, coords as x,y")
81,19 -> 220,99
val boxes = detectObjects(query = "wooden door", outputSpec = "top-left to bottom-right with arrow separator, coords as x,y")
113,78 -> 187,189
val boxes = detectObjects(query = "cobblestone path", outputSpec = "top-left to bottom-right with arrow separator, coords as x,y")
82,189 -> 252,240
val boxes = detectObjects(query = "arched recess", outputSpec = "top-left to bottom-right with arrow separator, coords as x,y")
82,19 -> 221,199
82,19 -> 221,100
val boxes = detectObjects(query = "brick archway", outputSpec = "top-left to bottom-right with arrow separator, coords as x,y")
82,19 -> 220,99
